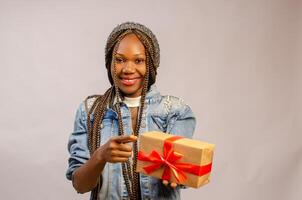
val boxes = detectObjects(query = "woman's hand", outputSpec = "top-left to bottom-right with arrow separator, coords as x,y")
162,180 -> 178,189
93,135 -> 137,164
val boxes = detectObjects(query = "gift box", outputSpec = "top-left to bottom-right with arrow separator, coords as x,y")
136,131 -> 215,188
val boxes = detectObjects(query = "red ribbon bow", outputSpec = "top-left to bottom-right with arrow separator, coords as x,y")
137,136 -> 212,183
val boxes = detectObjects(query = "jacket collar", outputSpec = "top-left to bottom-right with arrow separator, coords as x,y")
145,84 -> 160,100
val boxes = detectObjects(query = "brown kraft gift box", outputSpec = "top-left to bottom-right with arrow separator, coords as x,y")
136,131 -> 215,188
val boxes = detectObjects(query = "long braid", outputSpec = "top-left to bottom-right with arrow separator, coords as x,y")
86,95 -> 101,153
130,30 -> 152,200
87,88 -> 113,200
89,88 -> 112,153
132,55 -> 150,200
110,31 -> 135,199
88,22 -> 160,200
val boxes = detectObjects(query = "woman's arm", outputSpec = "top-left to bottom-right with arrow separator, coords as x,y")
72,135 -> 136,193
67,103 -> 136,193
72,151 -> 106,194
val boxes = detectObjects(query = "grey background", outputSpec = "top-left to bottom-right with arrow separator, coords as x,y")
0,0 -> 301,199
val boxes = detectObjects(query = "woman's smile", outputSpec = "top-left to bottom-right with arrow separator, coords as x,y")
120,77 -> 142,86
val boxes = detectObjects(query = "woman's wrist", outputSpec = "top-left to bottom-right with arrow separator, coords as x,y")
91,148 -> 106,169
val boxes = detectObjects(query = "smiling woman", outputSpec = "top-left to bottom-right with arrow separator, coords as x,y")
66,22 -> 196,200
114,33 -> 147,98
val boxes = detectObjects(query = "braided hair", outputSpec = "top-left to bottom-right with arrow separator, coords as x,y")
86,22 -> 160,200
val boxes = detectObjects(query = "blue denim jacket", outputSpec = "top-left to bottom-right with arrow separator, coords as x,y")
66,85 -> 196,200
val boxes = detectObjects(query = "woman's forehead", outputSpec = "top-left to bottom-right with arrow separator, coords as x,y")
116,33 -> 146,56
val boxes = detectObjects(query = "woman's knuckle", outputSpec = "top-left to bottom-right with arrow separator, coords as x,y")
109,143 -> 115,149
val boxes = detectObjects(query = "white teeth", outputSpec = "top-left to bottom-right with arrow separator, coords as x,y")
124,79 -> 135,83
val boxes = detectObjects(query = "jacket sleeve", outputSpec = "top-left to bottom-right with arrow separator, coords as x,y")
165,96 -> 196,139
66,102 -> 90,181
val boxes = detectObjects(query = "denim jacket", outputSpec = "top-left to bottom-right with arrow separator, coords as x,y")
66,85 -> 196,200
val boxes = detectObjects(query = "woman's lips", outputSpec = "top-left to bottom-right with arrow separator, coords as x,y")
120,78 -> 140,86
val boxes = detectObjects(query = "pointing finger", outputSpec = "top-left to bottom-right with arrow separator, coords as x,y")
113,135 -> 137,143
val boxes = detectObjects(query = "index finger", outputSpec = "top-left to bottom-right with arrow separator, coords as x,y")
113,135 -> 137,143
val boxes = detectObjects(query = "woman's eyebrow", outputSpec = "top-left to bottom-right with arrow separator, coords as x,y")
116,53 -> 145,57
133,54 -> 146,58
115,53 -> 124,56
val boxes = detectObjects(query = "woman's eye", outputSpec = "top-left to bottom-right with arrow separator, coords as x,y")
135,59 -> 145,64
115,57 -> 124,63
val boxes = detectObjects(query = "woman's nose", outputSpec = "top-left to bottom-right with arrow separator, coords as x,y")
122,61 -> 135,73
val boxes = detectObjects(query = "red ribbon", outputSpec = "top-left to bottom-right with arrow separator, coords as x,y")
137,135 -> 212,183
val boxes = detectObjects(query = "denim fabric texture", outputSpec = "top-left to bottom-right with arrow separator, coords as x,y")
66,85 -> 196,200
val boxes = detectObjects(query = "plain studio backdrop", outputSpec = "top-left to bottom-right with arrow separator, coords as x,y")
0,0 -> 301,199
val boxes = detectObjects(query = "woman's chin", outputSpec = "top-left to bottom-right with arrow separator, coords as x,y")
120,87 -> 143,97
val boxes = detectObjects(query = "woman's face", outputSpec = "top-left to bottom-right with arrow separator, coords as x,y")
112,33 -> 147,98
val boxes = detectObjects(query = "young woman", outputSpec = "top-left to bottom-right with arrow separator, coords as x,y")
66,22 -> 196,200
